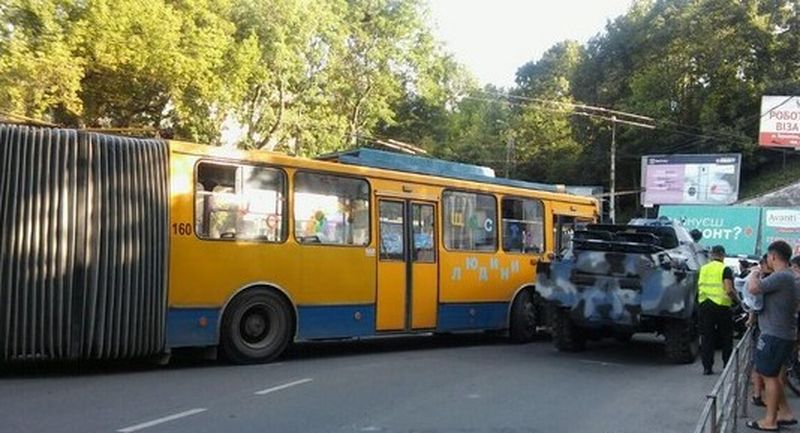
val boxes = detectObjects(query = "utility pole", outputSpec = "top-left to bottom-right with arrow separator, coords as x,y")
505,137 -> 514,178
610,116 -> 617,223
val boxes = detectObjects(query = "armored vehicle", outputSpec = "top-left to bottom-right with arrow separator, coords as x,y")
537,217 -> 707,363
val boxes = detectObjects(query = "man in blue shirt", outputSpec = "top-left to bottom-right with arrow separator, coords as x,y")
747,241 -> 798,431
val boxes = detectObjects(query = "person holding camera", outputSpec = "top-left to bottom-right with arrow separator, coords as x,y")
747,241 -> 799,431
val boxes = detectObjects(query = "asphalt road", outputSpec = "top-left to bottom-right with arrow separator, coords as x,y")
0,334 -> 721,433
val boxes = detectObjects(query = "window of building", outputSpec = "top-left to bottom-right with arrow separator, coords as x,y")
294,172 -> 370,246
443,190 -> 497,251
195,162 -> 286,241
502,197 -> 544,254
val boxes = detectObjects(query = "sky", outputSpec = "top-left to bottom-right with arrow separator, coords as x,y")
428,0 -> 635,88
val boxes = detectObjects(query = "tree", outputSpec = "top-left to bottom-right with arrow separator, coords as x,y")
227,0 -> 465,155
509,41 -> 585,183
228,0 -> 346,152
0,0 -> 84,120
564,0 -> 800,217
379,47 -> 476,150
75,0 -> 244,143
433,85 -> 510,173
1,0 -> 256,143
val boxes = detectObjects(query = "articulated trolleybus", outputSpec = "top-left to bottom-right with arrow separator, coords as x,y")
0,123 -> 598,363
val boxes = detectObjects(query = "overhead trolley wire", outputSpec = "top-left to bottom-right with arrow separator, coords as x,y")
463,90 -> 757,147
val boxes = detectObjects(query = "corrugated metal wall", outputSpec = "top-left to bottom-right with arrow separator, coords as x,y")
0,123 -> 169,361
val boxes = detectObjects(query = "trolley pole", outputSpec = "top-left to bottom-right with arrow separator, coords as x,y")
610,116 -> 617,223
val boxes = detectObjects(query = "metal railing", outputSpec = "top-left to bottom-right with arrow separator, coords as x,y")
693,326 -> 755,433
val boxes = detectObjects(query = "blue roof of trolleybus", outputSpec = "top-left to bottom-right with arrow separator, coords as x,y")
317,147 -> 565,193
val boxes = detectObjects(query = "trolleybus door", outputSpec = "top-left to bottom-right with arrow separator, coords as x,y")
376,199 -> 439,331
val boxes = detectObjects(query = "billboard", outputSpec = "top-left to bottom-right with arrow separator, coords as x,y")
759,96 -> 800,148
641,154 -> 741,206
760,208 -> 800,257
659,205 -> 761,256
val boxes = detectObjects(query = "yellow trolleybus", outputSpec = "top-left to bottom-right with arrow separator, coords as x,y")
0,123 -> 598,363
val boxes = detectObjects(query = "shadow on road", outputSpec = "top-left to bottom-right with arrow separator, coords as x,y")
0,332 -> 695,378
284,332 -> 511,360
0,333 -> 519,378
544,334 -> 691,367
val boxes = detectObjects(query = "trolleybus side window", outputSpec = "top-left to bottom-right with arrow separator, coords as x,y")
501,197 -> 544,254
195,162 -> 286,242
443,190 -> 497,252
294,171 -> 370,246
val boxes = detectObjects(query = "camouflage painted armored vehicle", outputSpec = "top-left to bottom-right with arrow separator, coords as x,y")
537,217 -> 707,363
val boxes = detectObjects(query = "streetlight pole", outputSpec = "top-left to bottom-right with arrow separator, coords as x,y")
610,116 -> 617,224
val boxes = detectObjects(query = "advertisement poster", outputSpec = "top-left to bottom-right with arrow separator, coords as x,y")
760,208 -> 800,257
641,154 -> 741,206
759,96 -> 800,148
659,205 -> 761,256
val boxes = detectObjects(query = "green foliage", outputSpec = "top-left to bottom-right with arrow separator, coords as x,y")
434,85 -> 510,171
2,0 -> 798,218
435,0 -> 799,216
740,154 -> 800,201
566,0 -> 799,212
0,1 -> 84,119
0,0 -> 470,151
509,41 -> 585,182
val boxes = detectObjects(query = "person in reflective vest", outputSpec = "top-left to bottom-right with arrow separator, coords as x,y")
698,245 -> 738,375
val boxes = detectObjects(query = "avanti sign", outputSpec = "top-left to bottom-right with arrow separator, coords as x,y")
658,205 -> 761,256
761,208 -> 800,257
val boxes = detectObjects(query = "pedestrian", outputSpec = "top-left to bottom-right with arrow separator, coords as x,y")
747,241 -> 799,431
698,245 -> 738,375
788,255 -> 800,330
750,255 -> 772,408
740,259 -> 754,278
792,256 -> 800,277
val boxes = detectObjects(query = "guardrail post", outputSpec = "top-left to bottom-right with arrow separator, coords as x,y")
694,327 -> 755,433
709,395 -> 718,433
734,347 -> 740,433
740,343 -> 749,419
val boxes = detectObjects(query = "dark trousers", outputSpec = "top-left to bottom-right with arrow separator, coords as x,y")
699,300 -> 733,371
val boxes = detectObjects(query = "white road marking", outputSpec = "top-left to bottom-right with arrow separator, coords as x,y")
254,378 -> 313,395
466,393 -> 481,399
579,359 -> 625,367
117,408 -> 208,433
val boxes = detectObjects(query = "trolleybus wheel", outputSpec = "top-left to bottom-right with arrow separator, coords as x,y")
220,289 -> 293,364
509,289 -> 538,343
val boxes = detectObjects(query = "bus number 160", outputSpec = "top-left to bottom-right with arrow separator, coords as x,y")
172,223 -> 193,236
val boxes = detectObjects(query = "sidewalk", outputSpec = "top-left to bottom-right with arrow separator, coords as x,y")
737,387 -> 800,432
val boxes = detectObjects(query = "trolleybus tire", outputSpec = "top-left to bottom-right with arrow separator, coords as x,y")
509,289 -> 538,343
220,289 -> 293,364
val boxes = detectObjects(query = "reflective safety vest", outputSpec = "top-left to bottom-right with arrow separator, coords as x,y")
698,260 -> 732,307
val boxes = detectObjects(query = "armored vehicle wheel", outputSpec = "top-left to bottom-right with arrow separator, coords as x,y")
664,319 -> 698,364
509,289 -> 538,343
221,289 -> 293,364
551,307 -> 585,352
